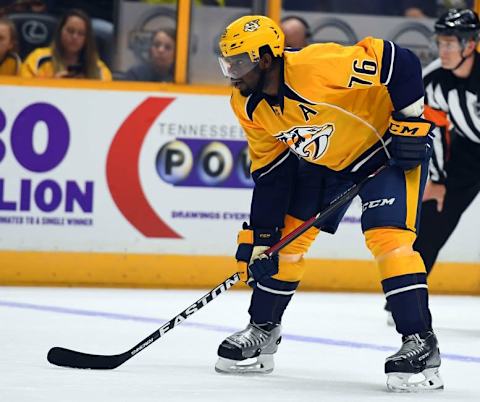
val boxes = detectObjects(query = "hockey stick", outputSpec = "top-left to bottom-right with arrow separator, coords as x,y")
47,164 -> 387,369
47,273 -> 241,369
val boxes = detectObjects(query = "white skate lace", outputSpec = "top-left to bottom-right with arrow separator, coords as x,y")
399,334 -> 426,358
227,326 -> 269,348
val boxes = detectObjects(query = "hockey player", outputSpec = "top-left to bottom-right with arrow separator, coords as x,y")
216,15 -> 443,392
416,8 -> 480,282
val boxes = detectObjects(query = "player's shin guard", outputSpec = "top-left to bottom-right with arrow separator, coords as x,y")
248,256 -> 305,324
365,228 -> 442,391
365,228 -> 432,334
245,213 -> 315,324
382,268 -> 442,391
382,272 -> 431,335
248,276 -> 299,324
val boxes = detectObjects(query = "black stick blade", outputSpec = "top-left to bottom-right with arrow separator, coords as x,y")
47,347 -> 127,370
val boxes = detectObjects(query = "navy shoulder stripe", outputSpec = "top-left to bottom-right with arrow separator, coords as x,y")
246,91 -> 264,121
380,40 -> 394,85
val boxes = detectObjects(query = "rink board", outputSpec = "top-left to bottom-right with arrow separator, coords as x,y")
1,251 -> 479,295
0,78 -> 479,294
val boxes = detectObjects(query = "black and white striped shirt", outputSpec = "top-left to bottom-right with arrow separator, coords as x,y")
423,53 -> 480,183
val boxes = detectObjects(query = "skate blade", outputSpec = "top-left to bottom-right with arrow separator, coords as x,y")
215,355 -> 274,375
387,368 -> 444,392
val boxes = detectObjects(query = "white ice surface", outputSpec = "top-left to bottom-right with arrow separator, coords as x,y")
1,287 -> 479,402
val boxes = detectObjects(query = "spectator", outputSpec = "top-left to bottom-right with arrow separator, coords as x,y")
281,15 -> 311,48
0,17 -> 20,75
124,27 -> 175,82
20,8 -> 111,79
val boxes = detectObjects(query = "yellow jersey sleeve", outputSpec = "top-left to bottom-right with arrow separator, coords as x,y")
284,37 -> 385,92
284,38 -> 424,112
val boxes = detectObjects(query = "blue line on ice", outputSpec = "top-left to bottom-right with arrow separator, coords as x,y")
1,299 -> 479,364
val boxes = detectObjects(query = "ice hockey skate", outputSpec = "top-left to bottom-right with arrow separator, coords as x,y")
385,331 -> 443,392
215,322 -> 282,374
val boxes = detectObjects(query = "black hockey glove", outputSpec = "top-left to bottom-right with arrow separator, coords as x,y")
248,253 -> 279,283
388,113 -> 435,171
235,222 -> 281,287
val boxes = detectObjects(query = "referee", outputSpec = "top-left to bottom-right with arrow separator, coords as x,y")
417,8 -> 480,274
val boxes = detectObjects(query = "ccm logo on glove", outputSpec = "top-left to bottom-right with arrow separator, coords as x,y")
388,114 -> 436,171
388,118 -> 432,137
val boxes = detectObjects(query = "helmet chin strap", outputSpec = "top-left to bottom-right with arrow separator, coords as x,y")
450,38 -> 475,72
451,53 -> 470,71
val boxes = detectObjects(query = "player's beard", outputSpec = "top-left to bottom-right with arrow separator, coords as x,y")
239,86 -> 255,97
239,65 -> 266,97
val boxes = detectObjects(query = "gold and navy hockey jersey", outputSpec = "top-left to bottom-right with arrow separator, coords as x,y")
229,37 -> 425,229
231,37 -> 423,174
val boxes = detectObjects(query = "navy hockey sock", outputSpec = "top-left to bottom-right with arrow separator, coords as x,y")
248,277 -> 299,324
382,273 -> 432,335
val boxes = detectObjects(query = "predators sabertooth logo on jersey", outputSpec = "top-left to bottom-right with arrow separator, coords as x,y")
244,19 -> 260,32
276,124 -> 335,160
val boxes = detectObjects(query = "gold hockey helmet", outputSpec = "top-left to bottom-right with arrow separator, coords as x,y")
218,15 -> 284,79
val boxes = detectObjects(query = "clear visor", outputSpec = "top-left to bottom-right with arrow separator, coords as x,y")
218,53 -> 259,79
435,37 -> 463,52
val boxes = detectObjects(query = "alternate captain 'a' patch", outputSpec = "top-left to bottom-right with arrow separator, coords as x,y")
299,104 -> 318,122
